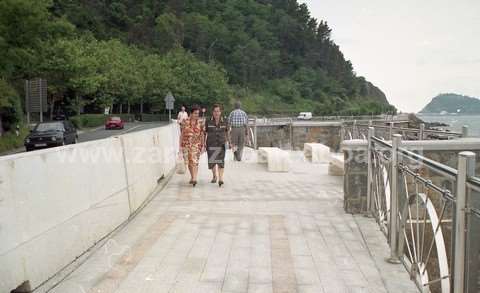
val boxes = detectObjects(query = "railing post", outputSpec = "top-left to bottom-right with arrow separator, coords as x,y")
366,127 -> 375,216
289,118 -> 294,150
389,122 -> 394,140
453,151 -> 476,293
253,117 -> 258,150
419,123 -> 425,140
353,120 -> 357,138
387,134 -> 402,264
462,125 -> 469,138
340,123 -> 345,143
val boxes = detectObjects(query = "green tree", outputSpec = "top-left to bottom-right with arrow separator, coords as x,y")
1,0 -> 396,119
154,13 -> 184,53
0,0 -> 74,78
161,49 -> 231,107
0,79 -> 21,136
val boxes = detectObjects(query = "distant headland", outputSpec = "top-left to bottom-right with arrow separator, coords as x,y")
420,93 -> 480,114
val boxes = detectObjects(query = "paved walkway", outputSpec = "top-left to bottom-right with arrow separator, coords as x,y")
50,150 -> 418,293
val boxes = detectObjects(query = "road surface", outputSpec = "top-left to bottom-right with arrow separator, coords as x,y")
78,122 -> 167,143
0,122 -> 168,157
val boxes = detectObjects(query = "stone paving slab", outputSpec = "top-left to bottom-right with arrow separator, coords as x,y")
49,150 -> 418,293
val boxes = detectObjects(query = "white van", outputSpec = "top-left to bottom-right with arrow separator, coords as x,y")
297,112 -> 313,120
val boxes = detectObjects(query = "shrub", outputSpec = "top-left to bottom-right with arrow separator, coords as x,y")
139,113 -> 169,122
0,127 -> 29,154
0,79 -> 23,133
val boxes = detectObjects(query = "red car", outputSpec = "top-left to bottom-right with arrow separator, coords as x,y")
105,117 -> 125,130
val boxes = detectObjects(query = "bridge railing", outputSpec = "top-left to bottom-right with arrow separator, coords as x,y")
310,114 -> 390,121
342,121 -> 466,141
251,115 -> 397,126
246,117 -> 258,149
464,180 -> 480,292
366,128 -> 480,293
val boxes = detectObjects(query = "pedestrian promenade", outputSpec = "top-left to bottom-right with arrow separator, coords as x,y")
50,149 -> 418,293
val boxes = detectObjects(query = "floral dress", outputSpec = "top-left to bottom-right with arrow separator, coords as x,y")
180,118 -> 205,166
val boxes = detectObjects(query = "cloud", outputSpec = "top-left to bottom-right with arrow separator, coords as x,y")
299,0 -> 480,112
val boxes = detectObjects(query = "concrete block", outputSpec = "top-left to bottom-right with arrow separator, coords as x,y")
257,147 -> 290,172
328,154 -> 344,176
304,143 -> 330,163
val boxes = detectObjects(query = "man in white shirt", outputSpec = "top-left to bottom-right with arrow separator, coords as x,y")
177,105 -> 188,124
228,101 -> 249,161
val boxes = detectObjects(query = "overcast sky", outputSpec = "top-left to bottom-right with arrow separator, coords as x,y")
299,0 -> 480,113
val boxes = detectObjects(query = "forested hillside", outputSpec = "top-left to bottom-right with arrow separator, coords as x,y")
0,0 -> 395,134
420,93 -> 480,114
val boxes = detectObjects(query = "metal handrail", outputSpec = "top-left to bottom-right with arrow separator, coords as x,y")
397,147 -> 458,180
367,131 -> 479,293
371,136 -> 392,148
466,175 -> 480,192
470,207 -> 480,218
343,121 -> 466,141
357,123 -> 463,136
398,163 -> 456,202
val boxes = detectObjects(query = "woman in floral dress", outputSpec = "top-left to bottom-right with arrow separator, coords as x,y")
180,105 -> 205,187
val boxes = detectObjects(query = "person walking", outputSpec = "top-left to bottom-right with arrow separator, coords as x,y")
177,105 -> 188,124
228,100 -> 249,161
205,104 -> 229,187
180,105 -> 205,187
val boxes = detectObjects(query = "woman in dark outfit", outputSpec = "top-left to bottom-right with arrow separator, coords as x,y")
205,104 -> 229,187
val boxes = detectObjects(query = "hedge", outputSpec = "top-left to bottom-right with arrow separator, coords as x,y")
138,113 -> 170,122
0,127 -> 29,154
70,114 -> 135,129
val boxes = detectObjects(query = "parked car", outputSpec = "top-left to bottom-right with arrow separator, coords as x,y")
24,121 -> 78,151
105,116 -> 125,130
297,112 -> 313,120
52,111 -> 67,121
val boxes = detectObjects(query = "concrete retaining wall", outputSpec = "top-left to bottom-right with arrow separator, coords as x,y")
0,123 -> 180,292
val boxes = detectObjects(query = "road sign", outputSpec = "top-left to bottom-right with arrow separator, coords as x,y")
164,92 -> 175,122
25,78 -> 48,122
26,78 -> 47,112
164,92 -> 175,110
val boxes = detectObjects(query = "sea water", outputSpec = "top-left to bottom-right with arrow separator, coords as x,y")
417,114 -> 480,137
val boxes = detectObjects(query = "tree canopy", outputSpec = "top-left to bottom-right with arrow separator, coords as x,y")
0,0 -> 396,133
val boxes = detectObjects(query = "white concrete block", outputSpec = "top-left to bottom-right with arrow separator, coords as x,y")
329,153 -> 345,176
303,143 -> 330,163
257,148 -> 290,172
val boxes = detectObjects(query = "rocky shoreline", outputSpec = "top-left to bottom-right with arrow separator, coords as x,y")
409,113 -> 449,129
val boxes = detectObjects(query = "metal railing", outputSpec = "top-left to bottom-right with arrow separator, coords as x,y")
342,121 -> 466,141
251,115 -> 405,126
366,128 -> 480,293
246,117 -> 258,150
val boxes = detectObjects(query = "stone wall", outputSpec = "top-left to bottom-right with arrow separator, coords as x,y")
342,140 -> 368,213
292,124 -> 342,151
255,122 -> 342,151
256,125 -> 291,150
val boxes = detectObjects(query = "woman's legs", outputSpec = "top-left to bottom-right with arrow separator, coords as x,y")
211,165 -> 218,181
192,150 -> 200,183
184,149 -> 193,183
218,167 -> 224,182
188,164 -> 194,182
192,164 -> 198,181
